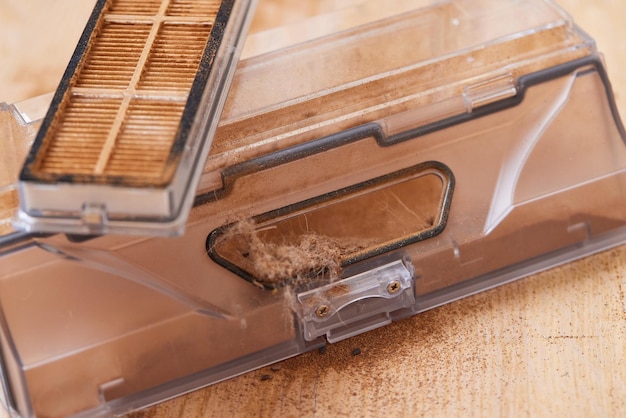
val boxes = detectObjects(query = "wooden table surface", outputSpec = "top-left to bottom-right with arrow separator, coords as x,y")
1,1 -> 625,417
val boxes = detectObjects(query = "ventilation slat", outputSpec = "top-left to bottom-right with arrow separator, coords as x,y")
167,0 -> 221,16
109,0 -> 162,15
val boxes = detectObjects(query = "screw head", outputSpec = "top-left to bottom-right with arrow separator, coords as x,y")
315,305 -> 330,318
387,280 -> 401,294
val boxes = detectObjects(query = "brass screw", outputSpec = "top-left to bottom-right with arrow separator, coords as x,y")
316,305 -> 330,318
387,280 -> 401,294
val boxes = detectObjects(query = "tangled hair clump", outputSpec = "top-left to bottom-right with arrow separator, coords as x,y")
220,219 -> 369,286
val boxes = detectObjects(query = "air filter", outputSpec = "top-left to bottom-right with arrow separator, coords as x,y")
16,0 -> 255,236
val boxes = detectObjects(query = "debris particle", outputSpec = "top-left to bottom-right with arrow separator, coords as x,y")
352,348 -> 361,356
260,374 -> 272,381
270,365 -> 282,372
318,346 -> 327,354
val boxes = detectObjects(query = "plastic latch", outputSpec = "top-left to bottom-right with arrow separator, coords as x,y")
381,74 -> 517,137
463,74 -> 517,111
81,203 -> 107,227
297,259 -> 415,343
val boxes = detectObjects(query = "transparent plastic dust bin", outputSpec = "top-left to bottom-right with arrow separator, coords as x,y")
1,0 -> 626,417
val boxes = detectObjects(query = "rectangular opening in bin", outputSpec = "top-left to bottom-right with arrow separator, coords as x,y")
208,162 -> 454,288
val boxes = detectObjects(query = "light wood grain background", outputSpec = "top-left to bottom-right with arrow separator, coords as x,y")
1,1 -> 625,417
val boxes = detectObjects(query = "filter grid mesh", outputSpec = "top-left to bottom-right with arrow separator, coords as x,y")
32,0 -> 223,183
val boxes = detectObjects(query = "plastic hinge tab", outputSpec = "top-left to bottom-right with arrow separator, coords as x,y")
297,260 -> 415,343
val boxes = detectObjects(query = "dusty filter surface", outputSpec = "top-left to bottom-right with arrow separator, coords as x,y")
21,0 -> 226,187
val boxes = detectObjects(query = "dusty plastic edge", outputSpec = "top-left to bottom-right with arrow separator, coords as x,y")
386,57 -> 626,145
15,0 -> 259,238
195,54 -> 626,208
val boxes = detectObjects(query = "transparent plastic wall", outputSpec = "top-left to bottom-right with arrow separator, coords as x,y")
0,0 -> 625,417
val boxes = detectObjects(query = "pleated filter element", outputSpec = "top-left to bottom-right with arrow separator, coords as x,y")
16,0 -> 256,236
